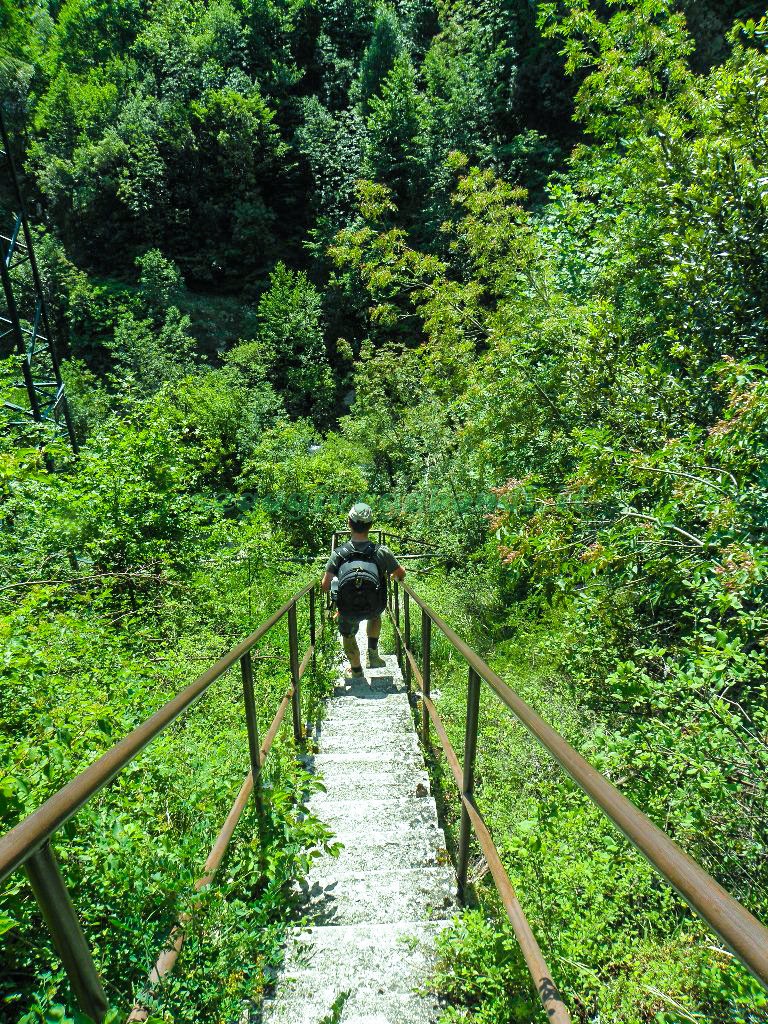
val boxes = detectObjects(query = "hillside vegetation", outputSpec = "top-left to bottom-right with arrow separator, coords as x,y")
3,1 -> 768,1021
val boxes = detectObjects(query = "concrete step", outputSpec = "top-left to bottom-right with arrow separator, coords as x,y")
299,866 -> 457,926
308,759 -> 429,797
316,732 -> 420,757
313,705 -> 415,736
256,623 -> 453,1024
310,824 -> 447,875
309,751 -> 424,772
322,692 -> 411,716
314,721 -> 415,745
323,817 -> 445,850
256,988 -> 442,1024
333,675 -> 405,697
322,692 -> 410,710
308,772 -> 430,802
272,921 -> 450,1000
311,760 -> 428,785
305,796 -> 439,830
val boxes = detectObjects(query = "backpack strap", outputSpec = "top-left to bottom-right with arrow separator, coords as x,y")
333,540 -> 354,566
336,540 -> 377,566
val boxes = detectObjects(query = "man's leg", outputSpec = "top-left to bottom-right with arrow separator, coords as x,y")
366,616 -> 386,668
367,616 -> 382,643
342,631 -> 362,670
339,615 -> 364,675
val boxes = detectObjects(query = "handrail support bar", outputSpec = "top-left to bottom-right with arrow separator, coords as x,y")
403,590 -> 411,689
457,666 -> 481,898
0,582 -> 314,885
400,579 -> 768,990
393,581 -> 402,667
288,602 -> 303,742
240,651 -> 265,831
309,585 -> 317,670
420,611 -> 431,746
25,843 -> 109,1023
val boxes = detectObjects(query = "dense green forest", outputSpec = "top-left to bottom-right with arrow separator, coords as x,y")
3,0 -> 768,1021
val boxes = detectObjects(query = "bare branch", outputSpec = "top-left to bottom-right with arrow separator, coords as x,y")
633,464 -> 732,496
619,509 -> 707,547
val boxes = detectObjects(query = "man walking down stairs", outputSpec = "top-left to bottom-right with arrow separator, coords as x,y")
256,621 -> 457,1023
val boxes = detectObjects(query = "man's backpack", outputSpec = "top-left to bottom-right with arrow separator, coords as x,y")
335,542 -> 384,617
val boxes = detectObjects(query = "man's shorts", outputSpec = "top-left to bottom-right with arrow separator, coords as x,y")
337,611 -> 383,637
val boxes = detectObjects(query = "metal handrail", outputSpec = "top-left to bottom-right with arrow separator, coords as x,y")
388,577 -> 768,1014
330,528 -> 385,550
127,675 -> 308,1021
392,618 -> 571,1023
1,580 -> 319,1023
0,581 -> 314,882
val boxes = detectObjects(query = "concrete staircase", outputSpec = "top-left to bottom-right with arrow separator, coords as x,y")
256,622 -> 456,1024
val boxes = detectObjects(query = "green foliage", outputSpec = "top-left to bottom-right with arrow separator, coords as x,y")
432,911 -> 539,1022
414,573 -> 768,1023
325,6 -> 768,1020
21,0 -> 291,282
45,0 -> 144,76
0,1 -> 44,111
185,84 -> 287,281
539,0 -> 696,143
135,249 -> 184,315
110,307 -> 199,393
239,419 -> 368,547
297,97 -> 365,234
305,0 -> 378,108
356,4 -> 405,108
1,381 -> 336,1022
59,359 -> 113,441
170,365 -> 285,485
253,261 -> 335,425
364,54 -> 427,211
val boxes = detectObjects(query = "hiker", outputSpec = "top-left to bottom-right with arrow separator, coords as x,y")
321,503 -> 406,678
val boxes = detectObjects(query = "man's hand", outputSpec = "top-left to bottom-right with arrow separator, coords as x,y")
393,566 -> 406,582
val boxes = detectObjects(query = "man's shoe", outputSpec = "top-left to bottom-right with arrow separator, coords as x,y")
350,665 -> 365,678
366,650 -> 386,669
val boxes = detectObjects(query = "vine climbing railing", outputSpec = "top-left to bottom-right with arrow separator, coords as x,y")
0,581 -> 319,1023
387,575 -> 768,1023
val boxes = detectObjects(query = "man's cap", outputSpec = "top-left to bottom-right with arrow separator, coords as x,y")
348,502 -> 373,525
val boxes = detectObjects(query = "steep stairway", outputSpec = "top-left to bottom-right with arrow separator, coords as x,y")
257,622 -> 457,1023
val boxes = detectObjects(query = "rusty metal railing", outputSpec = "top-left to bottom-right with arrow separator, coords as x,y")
386,576 -> 768,1021
329,528 -> 386,551
330,528 -> 428,554
0,581 -> 319,1023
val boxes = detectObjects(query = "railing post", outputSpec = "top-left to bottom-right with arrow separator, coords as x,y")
309,585 -> 316,669
403,590 -> 411,689
421,610 -> 431,746
240,651 -> 265,827
393,580 -> 402,667
288,601 -> 303,742
25,843 -> 109,1024
457,666 -> 481,898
